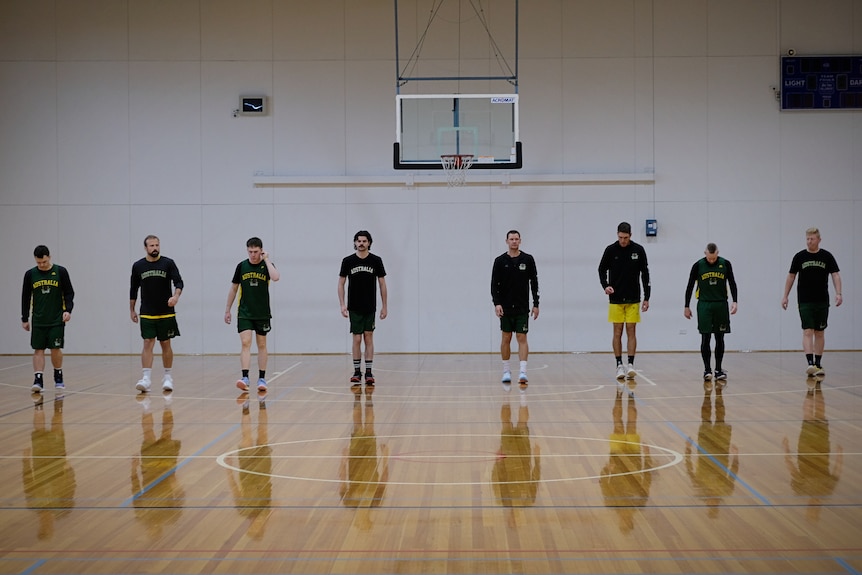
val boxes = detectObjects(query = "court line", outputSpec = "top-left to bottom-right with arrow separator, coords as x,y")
0,362 -> 30,372
834,556 -> 861,575
120,362 -> 304,506
665,420 -> 772,506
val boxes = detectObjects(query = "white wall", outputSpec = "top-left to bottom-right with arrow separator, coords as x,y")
1,0 -> 860,355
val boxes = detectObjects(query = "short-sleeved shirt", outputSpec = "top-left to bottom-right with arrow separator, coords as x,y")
339,253 -> 386,313
789,249 -> 840,304
232,259 -> 274,320
21,265 -> 75,326
130,256 -> 184,318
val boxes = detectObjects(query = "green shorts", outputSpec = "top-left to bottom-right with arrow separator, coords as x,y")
140,316 -> 180,341
697,301 -> 731,334
31,325 -> 65,350
500,312 -> 529,334
237,318 -> 271,336
349,311 -> 376,335
799,302 -> 829,331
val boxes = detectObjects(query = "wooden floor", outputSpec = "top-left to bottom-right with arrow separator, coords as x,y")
0,351 -> 860,574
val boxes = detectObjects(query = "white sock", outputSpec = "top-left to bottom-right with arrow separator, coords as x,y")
519,361 -> 527,374
502,360 -> 511,372
142,368 -> 152,381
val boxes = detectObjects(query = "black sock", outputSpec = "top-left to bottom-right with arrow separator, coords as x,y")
806,354 -> 814,365
34,372 -> 44,383
259,370 -> 266,380
814,355 -> 822,367
242,369 -> 249,378
353,359 -> 361,373
54,369 -> 63,382
615,357 -> 623,366
365,361 -> 373,374
627,356 -> 635,365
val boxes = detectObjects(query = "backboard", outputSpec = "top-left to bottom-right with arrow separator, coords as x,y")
394,93 -> 522,170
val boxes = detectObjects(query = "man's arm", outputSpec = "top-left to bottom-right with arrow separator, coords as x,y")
59,266 -> 75,320
21,270 -> 31,328
640,246 -> 651,303
129,266 -> 140,322
683,262 -> 697,319
781,273 -> 796,310
225,283 -> 240,324
378,276 -> 388,320
263,252 -> 280,282
832,271 -> 842,306
725,260 -> 738,315
338,276 -> 348,317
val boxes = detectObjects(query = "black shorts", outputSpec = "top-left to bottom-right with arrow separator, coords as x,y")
140,316 -> 180,341
237,318 -> 271,336
349,311 -> 375,335
798,302 -> 829,331
30,325 -> 65,350
697,301 -> 731,334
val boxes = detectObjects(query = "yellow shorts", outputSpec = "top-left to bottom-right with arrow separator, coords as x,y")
608,303 -> 640,324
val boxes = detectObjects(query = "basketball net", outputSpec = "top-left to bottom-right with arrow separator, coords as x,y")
440,154 -> 474,187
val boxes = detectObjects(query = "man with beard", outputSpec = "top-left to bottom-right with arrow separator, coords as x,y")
130,235 -> 184,393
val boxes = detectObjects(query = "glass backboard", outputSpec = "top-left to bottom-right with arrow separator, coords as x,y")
394,94 -> 522,170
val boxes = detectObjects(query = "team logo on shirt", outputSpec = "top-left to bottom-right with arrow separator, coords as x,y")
519,263 -> 526,270
631,253 -> 639,260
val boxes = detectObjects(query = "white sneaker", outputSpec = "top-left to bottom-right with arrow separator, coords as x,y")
626,363 -> 637,379
806,364 -> 817,376
518,372 -> 528,384
162,374 -> 173,392
616,364 -> 626,380
135,378 -> 151,393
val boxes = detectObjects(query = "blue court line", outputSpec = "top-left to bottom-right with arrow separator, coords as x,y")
18,559 -> 46,575
621,379 -> 773,507
121,373 -> 303,508
665,419 -> 772,506
835,556 -> 862,575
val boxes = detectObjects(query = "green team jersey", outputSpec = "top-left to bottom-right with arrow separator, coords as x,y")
232,259 -> 273,320
21,264 -> 75,327
685,257 -> 738,305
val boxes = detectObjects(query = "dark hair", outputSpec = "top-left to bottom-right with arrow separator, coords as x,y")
143,234 -> 159,246
247,237 -> 263,249
506,230 -> 520,239
617,222 -> 632,235
706,242 -> 718,254
354,230 -> 372,246
33,245 -> 50,258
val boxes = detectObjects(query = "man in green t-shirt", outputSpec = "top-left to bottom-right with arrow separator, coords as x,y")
21,245 -> 75,393
225,238 -> 280,393
684,243 -> 738,383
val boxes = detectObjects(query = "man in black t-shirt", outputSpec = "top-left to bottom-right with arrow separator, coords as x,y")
338,231 -> 387,387
130,235 -> 183,394
782,227 -> 842,377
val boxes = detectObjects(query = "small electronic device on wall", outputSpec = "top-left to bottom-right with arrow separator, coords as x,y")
645,219 -> 658,237
238,96 -> 267,116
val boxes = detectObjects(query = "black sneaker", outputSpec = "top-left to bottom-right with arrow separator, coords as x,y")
365,372 -> 375,385
714,369 -> 727,381
703,370 -> 713,382
31,381 -> 44,393
350,371 -> 362,383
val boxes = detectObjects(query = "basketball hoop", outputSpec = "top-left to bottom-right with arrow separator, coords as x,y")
440,154 -> 474,187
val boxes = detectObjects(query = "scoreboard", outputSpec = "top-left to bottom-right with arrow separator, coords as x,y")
781,55 -> 862,110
